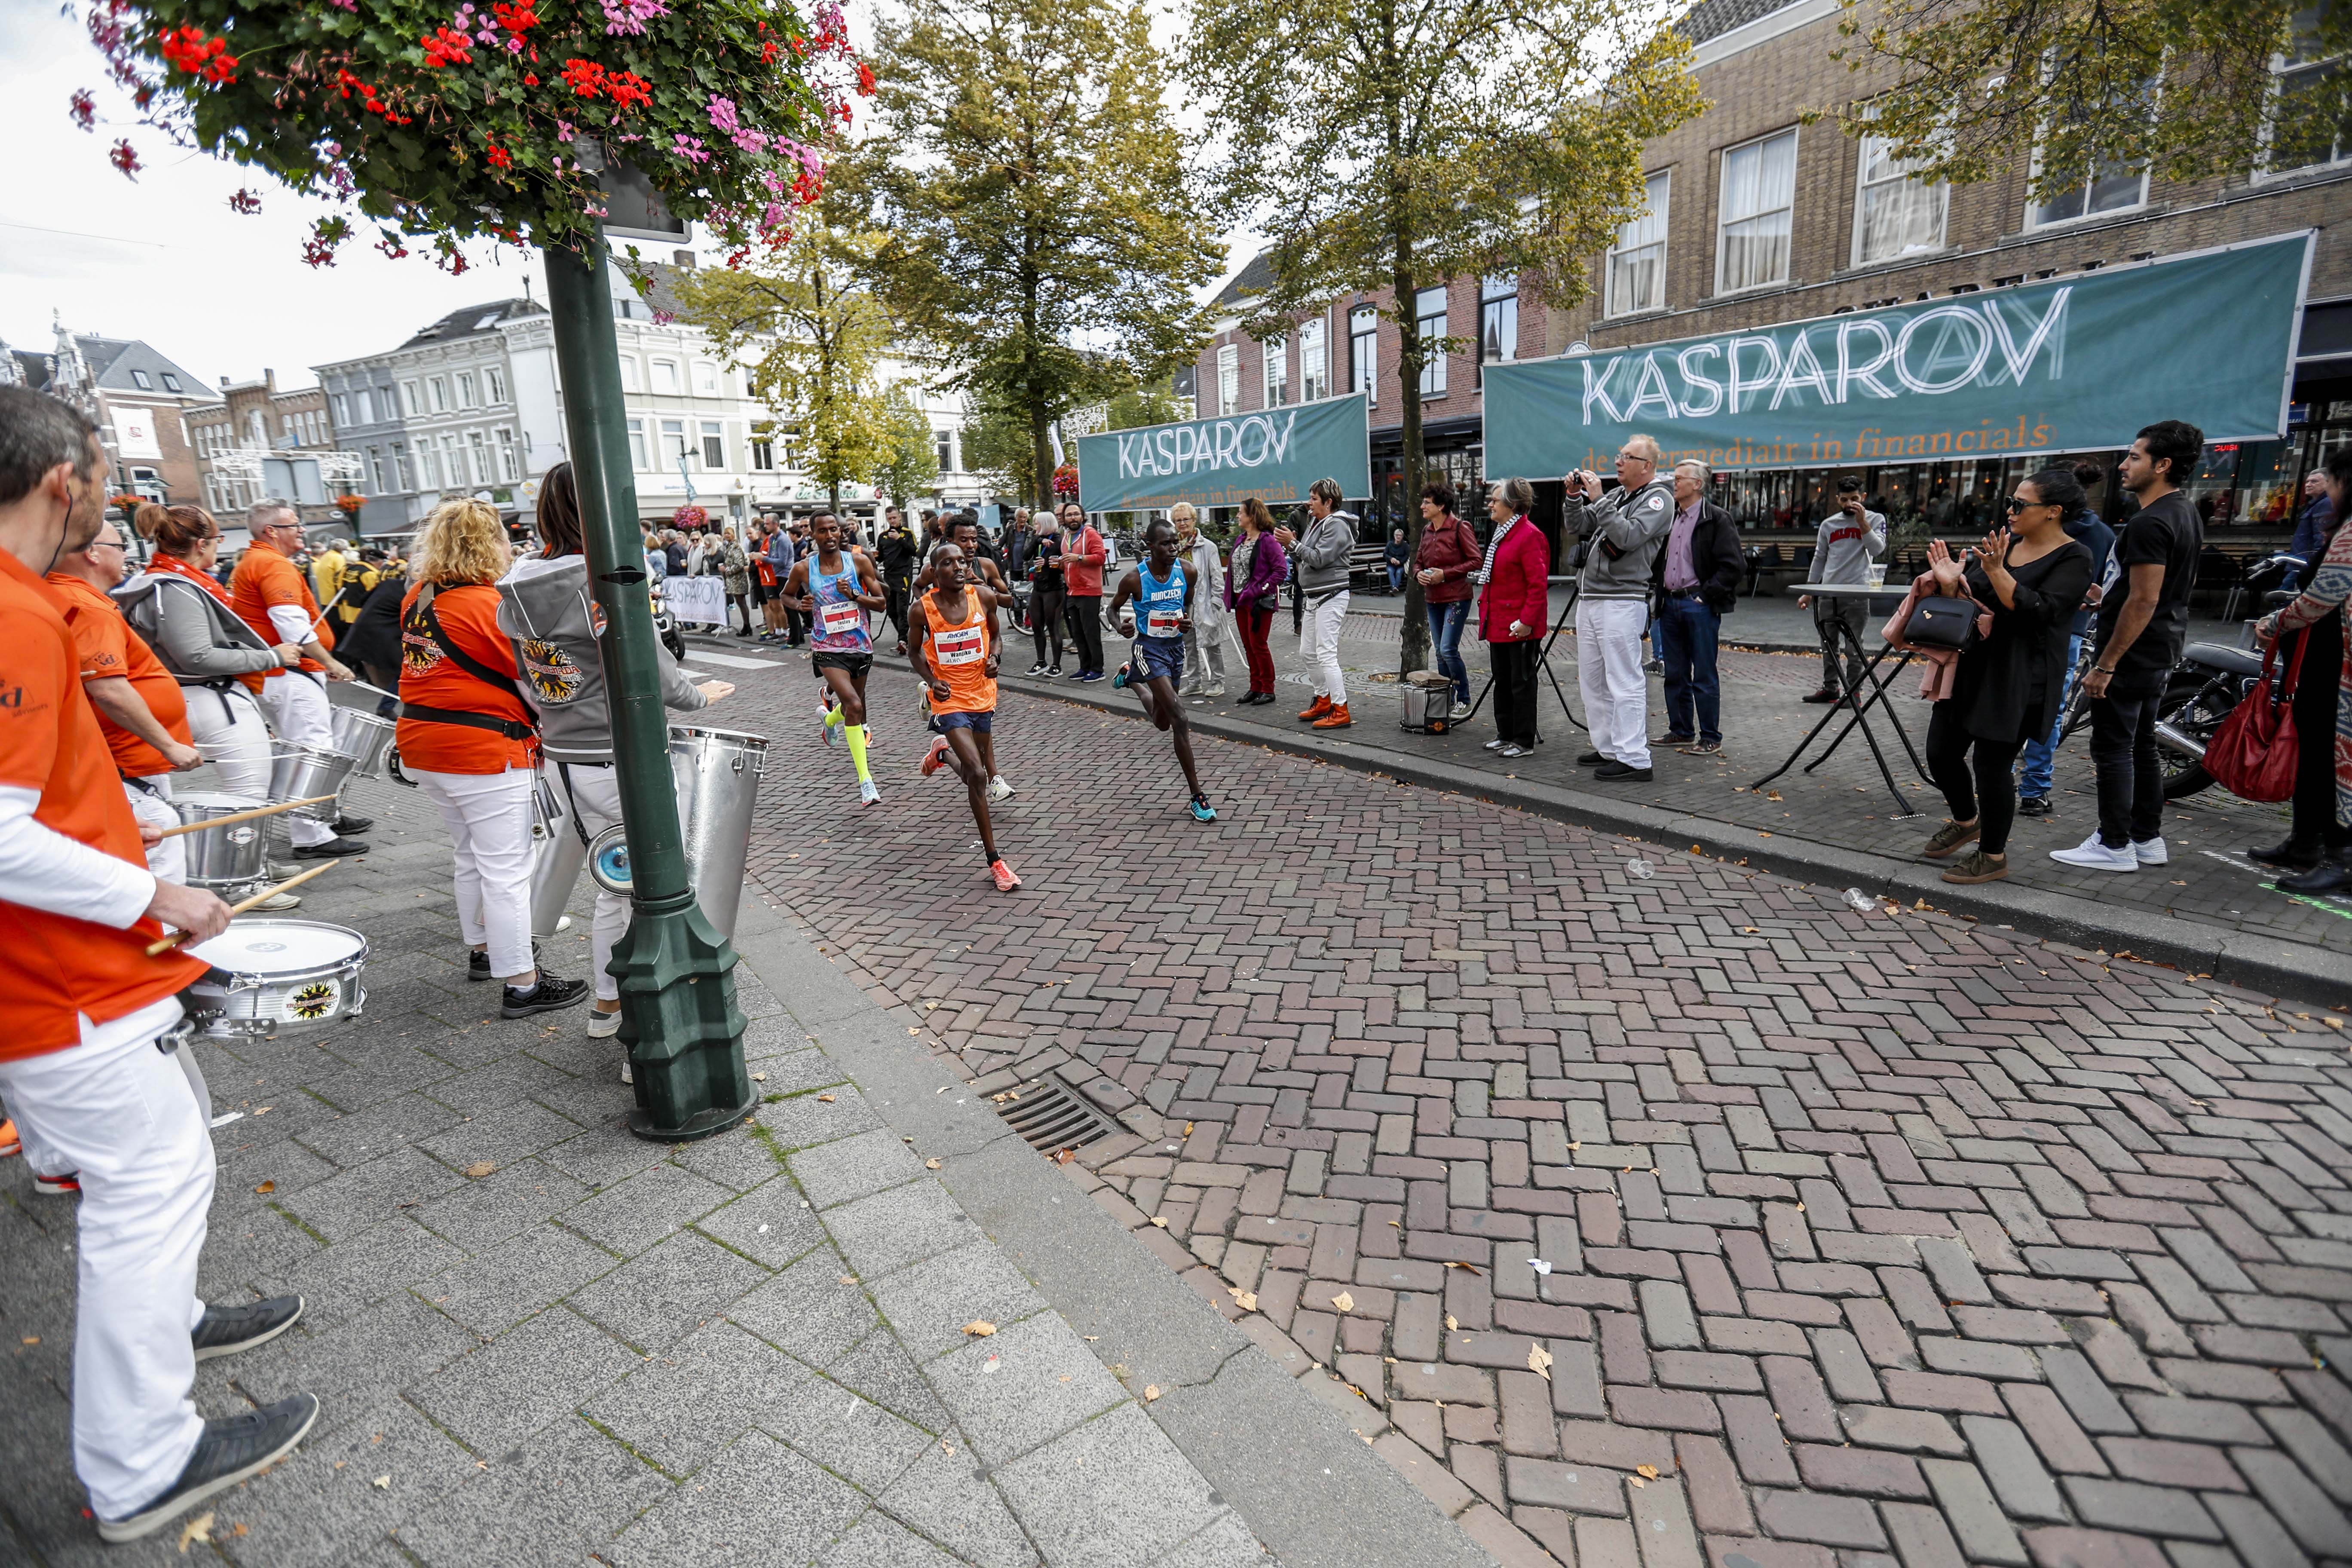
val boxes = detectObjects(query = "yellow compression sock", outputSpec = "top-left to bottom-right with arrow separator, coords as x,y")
845,723 -> 871,783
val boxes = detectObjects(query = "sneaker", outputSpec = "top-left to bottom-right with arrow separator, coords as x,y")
1643,657 -> 1664,674
1801,689 -> 1840,704
1942,851 -> 2011,885
1204,683 -> 1227,698
1592,760 -> 1654,781
1681,741 -> 1723,756
96,1393 -> 320,1543
1484,738 -> 1508,751
987,775 -> 1014,802
254,891 -> 303,910
0,1118 -> 15,1158
1189,794 -> 1217,823
1078,671 -> 1105,683
1654,734 -> 1695,747
990,859 -> 1022,891
1046,666 -> 1064,679
819,705 -> 839,748
33,1170 -> 79,1196
2017,795 -> 2054,819
469,944 -> 544,983
2132,836 -> 2169,866
1449,701 -> 1473,720
501,975 -> 590,1019
1312,703 -> 1352,729
192,1295 -> 304,1361
922,736 -> 951,777
2051,834 -> 2138,872
1497,743 -> 1531,759
289,835 -> 369,859
1921,820 -> 1981,860
1026,662 -> 1047,677
328,814 -> 373,835
587,1006 -> 623,1038
860,778 -> 882,808
1112,664 -> 1132,689
1298,695 -> 1332,722
619,1058 -> 633,1085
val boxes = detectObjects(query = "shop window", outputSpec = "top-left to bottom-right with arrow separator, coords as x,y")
1217,343 -> 1241,415
1854,117 -> 1948,264
1416,286 -> 1448,398
1263,335 -> 1289,409
1608,172 -> 1670,316
1480,276 -> 1520,375
1350,306 -> 1378,406
1298,318 -> 1329,402
1717,132 -> 1796,294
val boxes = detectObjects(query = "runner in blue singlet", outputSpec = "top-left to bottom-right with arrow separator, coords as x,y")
781,512 -> 886,805
1108,518 -> 1215,822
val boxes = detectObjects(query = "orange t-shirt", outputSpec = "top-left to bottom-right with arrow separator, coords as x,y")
395,582 -> 536,774
230,540 -> 331,674
0,551 -> 203,1059
921,587 -> 997,715
46,571 -> 193,778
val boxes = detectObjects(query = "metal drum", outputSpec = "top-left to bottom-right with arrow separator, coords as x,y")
268,741 -> 358,821
329,706 -> 397,779
183,919 -> 369,1037
171,792 -> 269,894
528,773 -> 584,939
582,726 -> 768,940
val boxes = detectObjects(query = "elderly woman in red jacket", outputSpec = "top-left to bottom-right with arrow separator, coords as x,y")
1479,476 -> 1552,758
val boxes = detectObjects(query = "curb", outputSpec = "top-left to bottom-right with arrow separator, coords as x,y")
992,668 -> 2352,1010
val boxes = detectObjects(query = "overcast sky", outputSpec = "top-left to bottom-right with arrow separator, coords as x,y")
0,0 -> 1252,398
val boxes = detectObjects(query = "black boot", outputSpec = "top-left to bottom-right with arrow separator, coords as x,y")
2248,837 -> 2323,872
2277,848 -> 2352,894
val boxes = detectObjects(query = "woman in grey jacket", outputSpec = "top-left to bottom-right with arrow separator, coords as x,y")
1273,477 -> 1359,728
497,464 -> 731,1060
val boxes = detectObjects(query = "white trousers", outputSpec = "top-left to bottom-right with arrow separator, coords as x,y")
183,682 -> 272,807
123,776 -> 185,885
415,766 -> 537,979
250,674 -> 336,848
546,760 -> 625,1002
1576,596 -> 1653,769
0,998 -> 212,1521
1299,589 -> 1349,703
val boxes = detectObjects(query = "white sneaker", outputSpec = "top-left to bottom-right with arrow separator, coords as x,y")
2132,836 -> 2169,866
859,778 -> 882,808
254,891 -> 303,910
588,1008 -> 622,1038
2050,834 -> 2138,872
1204,683 -> 1227,698
987,775 -> 1014,802
1449,701 -> 1473,720
619,1059 -> 632,1085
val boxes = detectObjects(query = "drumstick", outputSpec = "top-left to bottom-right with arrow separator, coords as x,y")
343,677 -> 401,704
153,794 -> 339,839
145,860 -> 339,956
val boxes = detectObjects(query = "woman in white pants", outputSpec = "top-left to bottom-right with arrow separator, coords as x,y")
1275,478 -> 1360,729
497,463 -> 724,1075
397,498 -> 589,1020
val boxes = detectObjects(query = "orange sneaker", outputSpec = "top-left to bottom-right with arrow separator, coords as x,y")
921,736 -> 950,777
1297,695 -> 1332,722
990,859 -> 1022,891
1313,702 -> 1353,729
0,1118 -> 18,1158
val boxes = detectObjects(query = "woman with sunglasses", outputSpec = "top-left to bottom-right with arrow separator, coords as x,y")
1914,468 -> 2094,884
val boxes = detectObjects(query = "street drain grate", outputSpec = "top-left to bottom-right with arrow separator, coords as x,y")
992,1073 -> 1115,1157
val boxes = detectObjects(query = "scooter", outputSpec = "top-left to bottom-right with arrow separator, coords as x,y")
649,582 -> 687,663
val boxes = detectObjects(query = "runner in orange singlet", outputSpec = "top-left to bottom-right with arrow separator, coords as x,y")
910,542 -> 1018,890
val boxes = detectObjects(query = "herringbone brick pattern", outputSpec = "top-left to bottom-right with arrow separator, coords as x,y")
738,663 -> 2352,1568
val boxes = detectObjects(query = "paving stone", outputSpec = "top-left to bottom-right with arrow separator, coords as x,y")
694,1172 -> 831,1270
1628,1473 -> 1705,1568
2063,1476 -> 2223,1541
563,1161 -> 737,1256
2231,1444 -> 2352,1556
423,1218 -> 620,1337
876,1439 -> 1043,1568
570,1228 -> 772,1351
1752,1488 -> 1887,1549
1793,1442 -> 1929,1499
395,1415 -> 674,1568
729,1243 -> 882,1366
408,1302 -> 641,1455
1919,1456 -> 2029,1566
1963,1415 -> 2070,1522
828,1326 -> 956,1434
229,1289 -> 480,1429
760,1369 -> 938,1494
2200,1492 -> 2319,1568
1506,1455 -> 1631,1515
248,1214 -> 465,1332
406,1155 -> 591,1252
1882,1501 -> 1969,1568
2119,1394 -> 2270,1445
816,1509 -> 966,1568
280,1143 -> 468,1242
582,1319 -> 809,1477
791,1127 -> 928,1210
607,1430 -> 867,1568
992,1403 -> 1229,1568
927,1309 -> 1130,1467
821,1178 -> 986,1282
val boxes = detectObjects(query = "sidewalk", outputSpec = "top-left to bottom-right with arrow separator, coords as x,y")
0,764 -> 1476,1568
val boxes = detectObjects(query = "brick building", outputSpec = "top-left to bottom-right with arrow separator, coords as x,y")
187,368 -> 348,524
0,315 -> 211,507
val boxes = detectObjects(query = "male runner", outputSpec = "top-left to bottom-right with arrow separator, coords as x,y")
910,542 -> 1019,891
1107,520 -> 1216,822
780,512 -> 886,805
912,514 -> 1016,802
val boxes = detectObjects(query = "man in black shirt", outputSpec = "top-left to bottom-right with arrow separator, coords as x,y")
2052,420 -> 2204,873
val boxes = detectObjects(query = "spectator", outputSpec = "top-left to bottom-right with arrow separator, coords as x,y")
1172,502 -> 1227,698
1226,498 -> 1287,705
2252,444 -> 2352,890
337,554 -> 410,715
1060,502 -> 1108,681
309,535 -> 348,607
1383,526 -> 1409,594
662,532 -> 686,578
763,521 -> 795,642
643,531 -> 668,582
1650,459 -> 1743,756
2053,420 -> 2206,873
1565,435 -> 1676,780
2015,461 -> 2119,818
1477,478 -> 1550,759
1917,468 -> 2094,885
1411,482 -> 1479,719
685,530 -> 707,583
2287,469 -> 2334,592
1274,478 -> 1358,728
1798,477 -> 1887,705
875,507 -> 918,653
718,525 -> 752,636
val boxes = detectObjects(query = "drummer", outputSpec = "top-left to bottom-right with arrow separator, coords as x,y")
227,499 -> 370,858
0,386 -> 318,1542
45,518 -> 204,881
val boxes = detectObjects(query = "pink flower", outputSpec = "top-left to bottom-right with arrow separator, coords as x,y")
730,127 -> 769,154
671,132 -> 710,164
600,0 -> 668,35
705,93 -> 739,135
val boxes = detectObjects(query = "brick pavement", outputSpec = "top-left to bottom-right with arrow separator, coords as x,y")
732,650 -> 2352,1568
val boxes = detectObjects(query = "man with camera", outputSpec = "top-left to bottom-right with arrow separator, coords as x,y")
1798,478 -> 1887,705
1565,435 -> 1676,780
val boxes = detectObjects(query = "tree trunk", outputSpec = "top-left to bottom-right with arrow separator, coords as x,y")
1394,260 -> 1430,678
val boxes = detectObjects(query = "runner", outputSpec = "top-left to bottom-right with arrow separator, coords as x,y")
1107,520 -> 1216,822
779,511 -> 886,806
910,542 -> 1019,891
912,514 -> 1016,802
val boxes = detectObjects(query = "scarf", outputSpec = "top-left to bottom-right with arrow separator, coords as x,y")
1471,514 -> 1521,587
150,551 -> 236,606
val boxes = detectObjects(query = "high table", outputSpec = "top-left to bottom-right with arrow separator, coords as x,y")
1748,580 -> 1931,817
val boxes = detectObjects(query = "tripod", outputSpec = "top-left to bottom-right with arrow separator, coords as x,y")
1461,576 -> 1586,738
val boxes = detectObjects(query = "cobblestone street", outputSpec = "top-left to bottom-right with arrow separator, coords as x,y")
730,649 -> 2352,1568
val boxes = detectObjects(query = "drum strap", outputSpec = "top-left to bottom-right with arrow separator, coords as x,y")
556,761 -> 597,850
400,702 -> 537,741
404,584 -> 536,741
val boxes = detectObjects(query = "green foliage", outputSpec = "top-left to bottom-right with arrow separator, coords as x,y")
1105,382 -> 1182,432
79,0 -> 863,265
869,381 -> 940,511
1832,1 -> 2345,198
852,0 -> 1220,506
957,398 -> 1041,499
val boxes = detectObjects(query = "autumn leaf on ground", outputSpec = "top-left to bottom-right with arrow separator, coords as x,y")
177,1510 -> 214,1553
816,1093 -> 836,1102
1443,1260 -> 1481,1275
1150,1216 -> 1168,1228
1054,1148 -> 1075,1164
751,1072 -> 766,1082
1445,1314 -> 1458,1331
371,1476 -> 389,1489
925,1158 -> 942,1170
1332,1291 -> 1354,1313
462,1162 -> 494,1179
1637,1464 -> 1660,1479
962,1320 -> 997,1337
1226,1287 -> 1259,1311
1144,1385 -> 1161,1402
1528,1344 -> 1553,1379
253,1181 -> 275,1194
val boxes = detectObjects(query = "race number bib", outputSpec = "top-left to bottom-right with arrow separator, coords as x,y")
820,599 -> 864,636
1146,608 -> 1182,639
933,624 -> 984,666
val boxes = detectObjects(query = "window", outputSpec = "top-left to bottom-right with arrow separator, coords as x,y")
496,428 -> 519,482
441,433 -> 465,487
1415,286 -> 1447,398
392,442 -> 409,490
418,441 -> 442,489
700,421 -> 726,469
1718,131 -> 1797,292
1608,172 -> 1671,316
2026,69 -> 2153,226
619,356 -> 642,394
2272,18 -> 2352,173
661,418 -> 688,466
368,448 -> 385,494
455,372 -> 478,409
401,381 -> 422,417
626,418 -> 649,470
1854,119 -> 1948,264
1350,306 -> 1378,405
1262,336 -> 1289,409
1299,318 -> 1329,402
751,432 -> 775,471
485,366 -> 506,404
652,359 -> 680,395
161,374 -> 181,394
333,394 -> 349,427
693,361 -> 719,396
130,369 -> 152,389
1480,276 -> 1520,371
428,377 -> 449,412
935,429 -> 957,471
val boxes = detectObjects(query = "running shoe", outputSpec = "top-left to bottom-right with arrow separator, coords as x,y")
1111,663 -> 1132,689
819,701 -> 839,747
987,775 -> 1014,803
0,1118 -> 16,1158
34,1171 -> 80,1196
860,778 -> 882,808
1189,794 -> 1217,823
990,859 -> 1022,891
922,736 -> 951,777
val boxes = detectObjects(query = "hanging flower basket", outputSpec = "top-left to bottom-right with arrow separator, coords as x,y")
671,502 -> 708,530
333,492 -> 367,516
1051,463 -> 1080,500
73,0 -> 868,269
108,491 -> 146,513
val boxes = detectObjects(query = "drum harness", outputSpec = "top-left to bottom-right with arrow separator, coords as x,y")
400,582 -> 539,746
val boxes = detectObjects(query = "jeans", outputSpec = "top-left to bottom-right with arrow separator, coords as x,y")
1237,604 -> 1277,694
1387,562 -> 1405,594
2088,687 -> 2165,849
2016,634 -> 2082,799
1927,702 -> 2027,855
1490,638 -> 1539,746
1655,594 -> 1721,744
1425,600 -> 1470,704
1575,596 -> 1651,768
1812,597 -> 1868,695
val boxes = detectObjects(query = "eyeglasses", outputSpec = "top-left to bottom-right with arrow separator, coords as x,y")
88,539 -> 126,552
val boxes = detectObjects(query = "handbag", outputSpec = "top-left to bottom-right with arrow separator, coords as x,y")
2205,635 -> 2305,804
1904,594 -> 1981,651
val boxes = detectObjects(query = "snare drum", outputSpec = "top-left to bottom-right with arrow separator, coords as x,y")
329,706 -> 398,779
268,741 -> 358,821
184,919 -> 369,1037
171,792 -> 270,894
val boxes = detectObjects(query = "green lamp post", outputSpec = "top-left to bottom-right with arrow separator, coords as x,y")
543,231 -> 752,1143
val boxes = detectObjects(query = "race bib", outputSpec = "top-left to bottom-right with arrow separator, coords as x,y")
1146,608 -> 1182,639
820,599 -> 864,635
934,624 -> 984,666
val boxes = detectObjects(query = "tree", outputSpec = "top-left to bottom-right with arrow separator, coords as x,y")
1105,381 -> 1182,432
855,0 -> 1220,511
870,381 -> 940,512
1831,2 -> 2347,202
1185,0 -> 1703,674
957,396 -> 1042,502
668,204 -> 894,515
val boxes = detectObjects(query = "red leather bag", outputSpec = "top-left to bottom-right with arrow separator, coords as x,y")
2204,636 -> 2305,804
